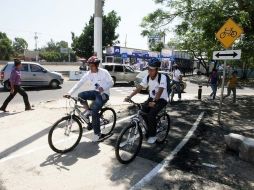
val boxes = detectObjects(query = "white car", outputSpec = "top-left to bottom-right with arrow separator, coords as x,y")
102,63 -> 139,85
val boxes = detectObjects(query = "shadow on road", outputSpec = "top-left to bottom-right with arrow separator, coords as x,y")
0,125 -> 52,159
40,141 -> 100,170
0,111 -> 23,119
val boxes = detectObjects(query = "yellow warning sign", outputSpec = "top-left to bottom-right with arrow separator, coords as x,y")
216,18 -> 244,49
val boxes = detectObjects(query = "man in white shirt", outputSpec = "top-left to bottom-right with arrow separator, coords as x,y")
64,56 -> 114,142
125,58 -> 168,144
172,64 -> 182,101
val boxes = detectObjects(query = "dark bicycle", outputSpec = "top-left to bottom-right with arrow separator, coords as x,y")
48,96 -> 116,153
115,99 -> 170,164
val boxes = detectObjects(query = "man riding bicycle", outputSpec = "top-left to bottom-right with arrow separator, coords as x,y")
125,58 -> 169,144
64,56 -> 114,142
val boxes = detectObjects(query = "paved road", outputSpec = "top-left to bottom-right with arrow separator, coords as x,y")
1,79 -> 253,109
0,81 -> 138,108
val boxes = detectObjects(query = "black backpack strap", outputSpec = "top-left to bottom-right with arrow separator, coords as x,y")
158,73 -> 161,84
147,73 -> 161,84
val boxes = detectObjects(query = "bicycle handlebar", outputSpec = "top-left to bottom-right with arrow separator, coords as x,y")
63,95 -> 86,103
124,99 -> 142,109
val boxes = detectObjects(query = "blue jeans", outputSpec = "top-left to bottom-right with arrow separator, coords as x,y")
78,90 -> 109,135
210,84 -> 217,99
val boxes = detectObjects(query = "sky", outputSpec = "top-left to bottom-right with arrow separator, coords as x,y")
0,0 -> 176,50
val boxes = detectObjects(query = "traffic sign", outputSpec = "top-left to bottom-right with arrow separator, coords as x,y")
213,50 -> 241,60
215,18 -> 244,48
60,48 -> 69,54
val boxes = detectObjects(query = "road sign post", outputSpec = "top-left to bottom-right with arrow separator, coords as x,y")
213,49 -> 241,122
214,18 -> 243,123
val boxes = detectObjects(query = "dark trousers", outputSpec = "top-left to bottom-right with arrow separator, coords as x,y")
1,85 -> 31,110
173,80 -> 181,99
210,84 -> 217,100
141,98 -> 167,137
223,87 -> 236,103
78,90 -> 109,135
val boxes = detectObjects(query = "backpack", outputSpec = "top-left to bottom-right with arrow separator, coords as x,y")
147,73 -> 172,97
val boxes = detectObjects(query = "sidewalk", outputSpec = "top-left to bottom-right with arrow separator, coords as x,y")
142,95 -> 254,190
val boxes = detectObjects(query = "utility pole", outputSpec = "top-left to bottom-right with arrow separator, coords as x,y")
34,32 -> 38,61
34,32 -> 38,50
124,34 -> 127,47
94,0 -> 103,64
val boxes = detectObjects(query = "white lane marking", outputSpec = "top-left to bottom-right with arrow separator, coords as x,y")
130,112 -> 205,190
0,115 -> 134,163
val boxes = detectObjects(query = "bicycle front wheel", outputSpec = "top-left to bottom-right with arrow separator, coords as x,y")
156,114 -> 170,144
100,107 -> 116,136
48,115 -> 83,153
115,123 -> 143,164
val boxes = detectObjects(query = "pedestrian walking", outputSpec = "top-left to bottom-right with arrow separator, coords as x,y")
208,68 -> 220,100
171,64 -> 182,101
223,71 -> 238,103
0,59 -> 33,112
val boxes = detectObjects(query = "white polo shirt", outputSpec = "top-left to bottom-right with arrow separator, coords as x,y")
140,74 -> 168,102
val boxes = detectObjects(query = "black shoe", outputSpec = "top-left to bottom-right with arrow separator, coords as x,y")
0,107 -> 8,112
25,108 -> 34,111
98,134 -> 107,142
87,123 -> 93,131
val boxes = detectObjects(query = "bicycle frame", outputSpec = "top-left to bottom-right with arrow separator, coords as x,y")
67,97 -> 90,125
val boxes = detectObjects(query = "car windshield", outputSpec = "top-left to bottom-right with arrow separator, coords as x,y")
136,70 -> 148,78
125,66 -> 134,72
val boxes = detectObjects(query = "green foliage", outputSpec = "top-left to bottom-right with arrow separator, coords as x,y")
142,0 -> 254,77
39,39 -> 75,62
0,32 -> 13,60
13,37 -> 28,56
71,10 -> 121,58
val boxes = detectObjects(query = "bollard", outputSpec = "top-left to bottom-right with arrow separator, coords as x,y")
198,85 -> 202,100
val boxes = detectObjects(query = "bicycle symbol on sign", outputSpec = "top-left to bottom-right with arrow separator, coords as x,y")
220,27 -> 238,39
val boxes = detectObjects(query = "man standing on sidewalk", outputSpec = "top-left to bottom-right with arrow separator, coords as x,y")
223,71 -> 238,103
0,59 -> 33,112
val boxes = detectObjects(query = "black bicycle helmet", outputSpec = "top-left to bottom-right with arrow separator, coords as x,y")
148,58 -> 161,69
87,56 -> 100,65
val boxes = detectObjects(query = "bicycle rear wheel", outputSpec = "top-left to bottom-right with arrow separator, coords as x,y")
48,115 -> 83,153
115,123 -> 143,164
156,113 -> 170,144
99,107 -> 116,136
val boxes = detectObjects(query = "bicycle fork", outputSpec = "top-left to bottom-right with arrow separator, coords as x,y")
127,120 -> 140,146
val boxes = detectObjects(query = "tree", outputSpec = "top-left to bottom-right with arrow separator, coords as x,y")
71,10 -> 121,58
142,0 -> 254,78
13,37 -> 28,56
0,32 -> 13,60
39,39 -> 75,62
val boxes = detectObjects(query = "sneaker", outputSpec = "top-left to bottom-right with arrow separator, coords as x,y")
147,136 -> 157,144
25,108 -> 34,111
92,134 -> 106,142
119,141 -> 128,148
82,110 -> 91,117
